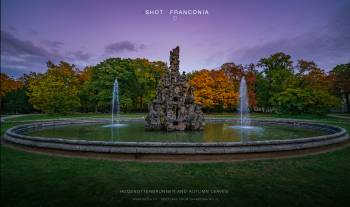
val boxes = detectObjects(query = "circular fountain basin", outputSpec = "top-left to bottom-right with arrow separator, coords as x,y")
3,119 -> 349,155
20,122 -> 327,143
102,123 -> 128,128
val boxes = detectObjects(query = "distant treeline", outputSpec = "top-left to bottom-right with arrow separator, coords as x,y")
1,52 -> 349,115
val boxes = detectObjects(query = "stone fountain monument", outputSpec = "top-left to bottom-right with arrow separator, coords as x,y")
145,46 -> 205,131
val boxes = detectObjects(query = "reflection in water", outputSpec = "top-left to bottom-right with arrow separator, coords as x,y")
25,122 -> 330,143
101,123 -> 128,141
204,123 -> 240,142
228,125 -> 264,142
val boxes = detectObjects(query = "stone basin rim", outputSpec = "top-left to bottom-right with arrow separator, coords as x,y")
3,118 -> 349,153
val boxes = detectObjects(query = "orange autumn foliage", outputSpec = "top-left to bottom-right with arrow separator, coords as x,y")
77,66 -> 93,83
245,67 -> 257,107
190,69 -> 238,109
222,63 -> 257,108
0,73 -> 22,97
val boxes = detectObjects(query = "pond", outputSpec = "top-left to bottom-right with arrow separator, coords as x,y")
24,122 -> 331,143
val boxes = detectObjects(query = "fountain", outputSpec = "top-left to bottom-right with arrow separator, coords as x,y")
103,79 -> 126,128
229,76 -> 260,132
145,46 -> 205,131
112,79 -> 119,125
4,48 -> 349,158
239,77 -> 250,127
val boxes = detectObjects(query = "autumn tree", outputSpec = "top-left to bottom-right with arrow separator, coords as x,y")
77,66 -> 96,112
220,63 -> 257,108
244,64 -> 257,108
0,73 -> 22,97
190,69 -> 238,111
272,60 -> 339,115
329,63 -> 350,112
27,61 -> 81,114
296,60 -> 330,90
221,63 -> 244,86
0,73 -> 22,113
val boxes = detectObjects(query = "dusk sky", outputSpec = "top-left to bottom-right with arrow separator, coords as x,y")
1,0 -> 350,77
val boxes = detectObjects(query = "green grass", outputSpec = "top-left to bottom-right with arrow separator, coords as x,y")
1,112 -> 332,122
1,113 -> 147,122
1,113 -> 350,207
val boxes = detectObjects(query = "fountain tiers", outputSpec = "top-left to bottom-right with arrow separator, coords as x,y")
145,46 -> 205,131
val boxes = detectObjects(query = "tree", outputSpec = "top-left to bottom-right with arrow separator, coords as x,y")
77,66 -> 96,112
86,58 -> 167,112
273,88 -> 339,115
27,61 -> 81,114
329,63 -> 350,112
244,64 -> 257,108
221,63 -> 244,85
296,60 -> 330,91
271,59 -> 340,115
256,52 -> 294,111
0,73 -> 22,113
190,69 -> 238,111
0,73 -> 22,97
2,88 -> 34,114
221,63 -> 257,109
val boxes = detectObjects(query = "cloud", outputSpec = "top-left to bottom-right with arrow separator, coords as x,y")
1,30 -> 51,57
27,28 -> 38,36
8,26 -> 17,32
105,41 -> 146,53
41,40 -> 64,48
67,50 -> 91,61
1,30 -> 92,76
228,3 -> 350,71
1,54 -> 50,77
1,30 -> 56,74
0,67 -> 32,77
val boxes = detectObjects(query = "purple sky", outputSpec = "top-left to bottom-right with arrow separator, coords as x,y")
1,0 -> 350,77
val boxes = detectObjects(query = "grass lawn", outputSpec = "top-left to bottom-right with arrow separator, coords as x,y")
1,113 -> 350,207
1,112 -> 146,122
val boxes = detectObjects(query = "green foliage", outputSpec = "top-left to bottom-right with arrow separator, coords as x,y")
329,63 -> 350,112
331,62 -> 350,83
86,58 -> 166,112
256,52 -> 295,110
27,61 -> 81,114
1,88 -> 34,114
255,72 -> 271,110
273,88 -> 339,115
2,53 -> 347,115
255,55 -> 342,115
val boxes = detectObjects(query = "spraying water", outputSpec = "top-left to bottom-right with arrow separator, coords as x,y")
111,79 -> 120,125
238,77 -> 250,127
229,76 -> 261,136
103,78 -> 127,129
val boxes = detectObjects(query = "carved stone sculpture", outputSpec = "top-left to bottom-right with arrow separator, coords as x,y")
145,46 -> 205,131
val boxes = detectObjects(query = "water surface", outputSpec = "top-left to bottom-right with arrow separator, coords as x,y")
24,122 -> 330,143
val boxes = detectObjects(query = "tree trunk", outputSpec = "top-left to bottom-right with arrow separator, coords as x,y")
140,96 -> 143,112
345,93 -> 350,113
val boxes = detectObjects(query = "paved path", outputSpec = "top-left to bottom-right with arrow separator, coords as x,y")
0,115 -> 26,123
327,114 -> 350,120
